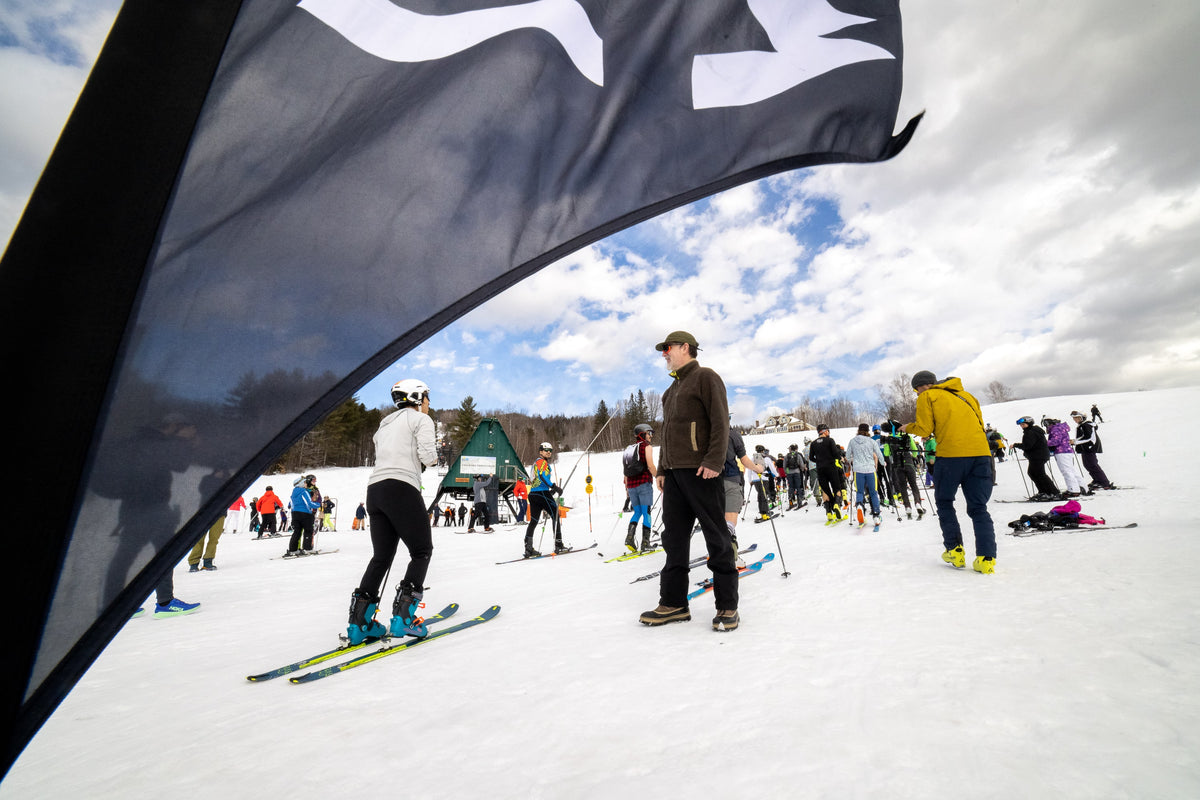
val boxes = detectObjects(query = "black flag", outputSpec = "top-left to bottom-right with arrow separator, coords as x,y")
2,0 -> 917,774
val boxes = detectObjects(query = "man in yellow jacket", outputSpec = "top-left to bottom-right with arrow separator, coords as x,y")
902,371 -> 996,574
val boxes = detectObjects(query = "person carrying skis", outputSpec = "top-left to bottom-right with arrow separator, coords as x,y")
846,423 -> 884,525
1011,417 -> 1060,499
640,330 -> 739,631
808,423 -> 846,525
623,423 -> 658,552
524,442 -> 566,557
345,379 -> 437,645
901,371 -> 997,574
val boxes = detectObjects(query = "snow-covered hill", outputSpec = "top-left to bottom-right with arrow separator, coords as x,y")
3,388 -> 1198,799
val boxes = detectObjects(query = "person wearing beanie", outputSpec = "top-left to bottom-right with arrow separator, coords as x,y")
902,372 -> 997,574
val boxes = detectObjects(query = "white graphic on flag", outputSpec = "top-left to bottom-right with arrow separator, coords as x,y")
691,0 -> 894,109
298,0 -> 605,86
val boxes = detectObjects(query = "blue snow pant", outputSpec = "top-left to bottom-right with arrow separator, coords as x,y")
853,472 -> 880,516
932,456 -> 996,559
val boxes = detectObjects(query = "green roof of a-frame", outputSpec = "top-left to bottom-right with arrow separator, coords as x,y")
439,417 -> 529,495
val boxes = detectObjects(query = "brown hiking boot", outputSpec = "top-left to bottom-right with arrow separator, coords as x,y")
712,609 -> 739,632
639,605 -> 691,626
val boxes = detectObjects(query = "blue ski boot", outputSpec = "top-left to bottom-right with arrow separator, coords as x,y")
389,580 -> 429,638
346,589 -> 387,645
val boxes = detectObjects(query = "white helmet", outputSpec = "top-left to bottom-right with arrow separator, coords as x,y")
539,442 -> 554,452
391,379 -> 430,408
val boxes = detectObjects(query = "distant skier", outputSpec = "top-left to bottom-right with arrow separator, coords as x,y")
783,443 -> 806,510
1090,403 -> 1103,423
345,379 -> 437,645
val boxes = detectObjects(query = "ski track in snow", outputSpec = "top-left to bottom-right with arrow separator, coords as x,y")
3,388 -> 1199,798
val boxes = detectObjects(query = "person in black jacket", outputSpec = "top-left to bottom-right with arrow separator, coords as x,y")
809,423 -> 846,525
1071,411 -> 1115,490
1010,416 -> 1060,499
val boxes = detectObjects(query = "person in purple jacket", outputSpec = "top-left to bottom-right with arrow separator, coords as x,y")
1044,417 -> 1085,497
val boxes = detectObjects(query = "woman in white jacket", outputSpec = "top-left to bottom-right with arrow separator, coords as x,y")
346,379 -> 438,645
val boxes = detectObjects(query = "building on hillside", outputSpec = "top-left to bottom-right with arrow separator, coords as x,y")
428,418 -> 530,523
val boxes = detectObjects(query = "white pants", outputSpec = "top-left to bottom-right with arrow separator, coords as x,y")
1053,453 -> 1084,492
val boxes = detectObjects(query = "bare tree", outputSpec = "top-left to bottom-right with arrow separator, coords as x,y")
985,380 -> 1018,403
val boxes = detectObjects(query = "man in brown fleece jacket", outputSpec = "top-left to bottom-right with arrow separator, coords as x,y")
640,331 -> 740,631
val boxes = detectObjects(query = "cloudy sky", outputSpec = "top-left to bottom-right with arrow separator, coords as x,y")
3,1 -> 1198,423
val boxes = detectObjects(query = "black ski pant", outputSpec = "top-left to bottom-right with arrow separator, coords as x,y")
359,479 -> 432,597
816,465 -> 844,515
893,463 -> 921,508
659,469 -> 738,610
288,511 -> 315,552
753,480 -> 772,516
1026,457 -> 1059,496
1080,451 -> 1111,486
259,511 -> 277,536
525,491 -> 561,542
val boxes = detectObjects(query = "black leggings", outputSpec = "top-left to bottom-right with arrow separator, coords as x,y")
525,492 -> 561,540
359,479 -> 433,596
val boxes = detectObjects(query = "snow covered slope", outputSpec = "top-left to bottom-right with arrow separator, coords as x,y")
3,388 -> 1198,799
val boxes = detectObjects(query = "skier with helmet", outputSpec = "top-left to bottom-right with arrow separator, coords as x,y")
1010,415 -> 1060,499
524,442 -> 567,557
345,379 -> 438,645
623,423 -> 658,552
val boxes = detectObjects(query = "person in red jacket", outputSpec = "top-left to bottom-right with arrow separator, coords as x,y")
256,486 -> 284,538
513,478 -> 529,523
227,495 -> 247,533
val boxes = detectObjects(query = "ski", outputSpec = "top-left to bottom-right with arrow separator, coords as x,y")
628,543 -> 759,584
495,542 -> 597,564
247,603 -> 460,682
271,548 -> 340,560
289,605 -> 501,683
1007,522 -> 1138,537
753,512 -> 782,524
688,553 -> 775,599
603,545 -> 664,563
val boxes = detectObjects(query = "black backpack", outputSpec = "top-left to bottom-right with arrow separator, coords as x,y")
622,443 -> 645,478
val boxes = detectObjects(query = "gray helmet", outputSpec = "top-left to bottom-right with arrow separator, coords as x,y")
634,423 -> 654,438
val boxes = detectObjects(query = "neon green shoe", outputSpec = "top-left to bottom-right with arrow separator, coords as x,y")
942,546 -> 965,569
973,556 -> 995,574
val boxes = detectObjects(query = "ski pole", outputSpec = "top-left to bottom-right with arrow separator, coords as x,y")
1012,451 -> 1031,496
763,510 -> 791,578
558,415 -> 615,493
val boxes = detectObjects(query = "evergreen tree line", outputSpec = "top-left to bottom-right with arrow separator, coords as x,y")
262,375 -> 1018,473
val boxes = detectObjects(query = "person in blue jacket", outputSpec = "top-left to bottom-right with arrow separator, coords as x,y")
284,474 -> 321,556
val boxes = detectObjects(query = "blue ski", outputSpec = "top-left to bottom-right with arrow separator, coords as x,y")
247,603 -> 459,682
289,605 -> 501,684
688,553 -> 775,599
